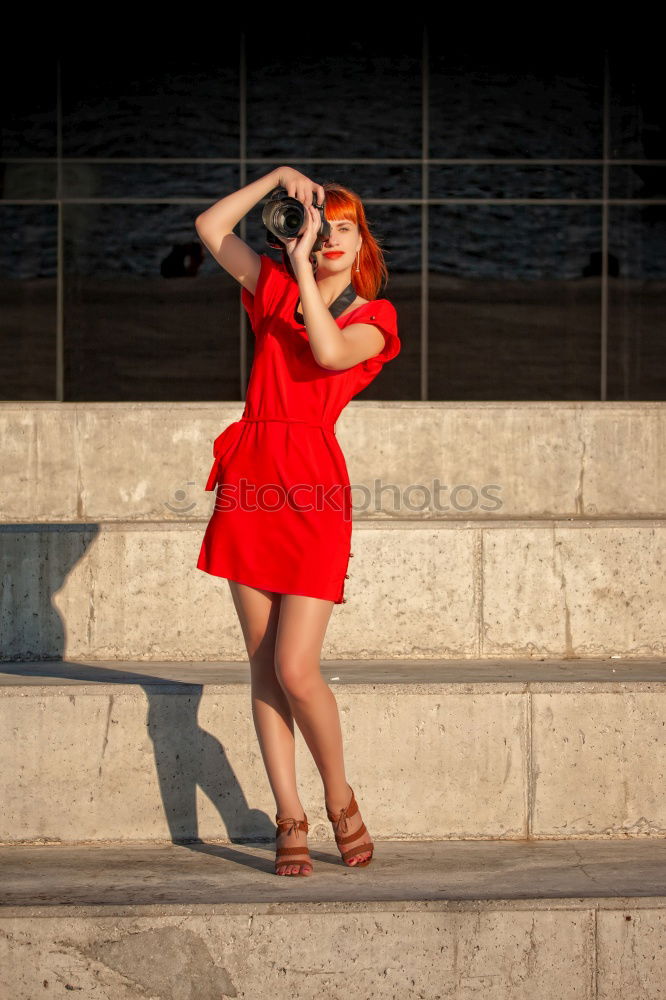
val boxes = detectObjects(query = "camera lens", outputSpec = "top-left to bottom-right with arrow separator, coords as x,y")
262,188 -> 316,248
282,208 -> 301,232
271,199 -> 305,238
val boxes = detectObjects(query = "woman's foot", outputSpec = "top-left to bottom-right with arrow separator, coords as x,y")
274,814 -> 313,876
325,783 -> 374,866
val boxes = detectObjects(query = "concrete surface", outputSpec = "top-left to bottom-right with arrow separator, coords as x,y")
1,401 -> 665,521
2,400 -> 665,661
2,656 -> 665,685
3,838 -> 666,905
2,402 -> 665,994
1,840 -> 666,999
1,519 -> 665,660
1,660 -> 665,844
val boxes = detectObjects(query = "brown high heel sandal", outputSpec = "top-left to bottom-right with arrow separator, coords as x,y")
326,785 -> 374,867
274,813 -> 313,876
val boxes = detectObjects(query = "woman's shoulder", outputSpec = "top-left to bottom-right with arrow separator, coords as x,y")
356,297 -> 397,320
241,252 -> 295,330
258,251 -> 292,278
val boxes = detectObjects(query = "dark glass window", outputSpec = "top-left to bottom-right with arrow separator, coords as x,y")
246,34 -> 422,160
1,34 -> 663,402
607,205 -> 666,399
430,42 -> 604,159
428,204 -> 602,400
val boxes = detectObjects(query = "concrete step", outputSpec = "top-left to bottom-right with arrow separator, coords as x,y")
1,839 -> 665,998
2,401 -> 665,521
2,660 -> 665,844
2,518 -> 665,660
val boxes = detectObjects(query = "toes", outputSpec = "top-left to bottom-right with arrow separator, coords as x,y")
277,862 -> 312,875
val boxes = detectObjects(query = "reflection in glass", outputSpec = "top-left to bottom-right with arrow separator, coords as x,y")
64,205 -> 242,402
608,206 -> 666,400
428,205 -> 602,400
245,163 -> 421,203
247,34 -> 421,159
430,43 -> 603,159
61,163 -> 238,201
0,59 -> 56,158
0,206 -> 58,400
2,38 -> 665,404
609,166 -> 666,201
61,56 -> 240,159
430,165 -> 602,201
609,45 -> 665,159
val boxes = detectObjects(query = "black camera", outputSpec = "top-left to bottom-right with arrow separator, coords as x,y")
262,186 -> 330,253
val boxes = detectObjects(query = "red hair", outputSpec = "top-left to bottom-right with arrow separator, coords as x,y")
278,182 -> 389,300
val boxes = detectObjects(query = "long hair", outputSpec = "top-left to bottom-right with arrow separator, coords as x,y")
278,182 -> 389,300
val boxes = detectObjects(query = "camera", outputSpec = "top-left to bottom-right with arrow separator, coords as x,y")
262,186 -> 331,253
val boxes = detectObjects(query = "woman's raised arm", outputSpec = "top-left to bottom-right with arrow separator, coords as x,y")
195,167 -> 325,296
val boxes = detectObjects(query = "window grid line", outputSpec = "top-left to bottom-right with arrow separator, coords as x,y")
12,198 -> 664,206
56,58 -> 64,403
421,25 -> 429,402
601,49 -> 610,401
5,157 -> 665,166
239,32 -> 248,401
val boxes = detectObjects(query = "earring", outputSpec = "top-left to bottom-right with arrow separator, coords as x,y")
355,250 -> 360,272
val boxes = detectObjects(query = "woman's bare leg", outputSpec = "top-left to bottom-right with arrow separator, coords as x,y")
274,594 -> 373,865
227,580 -> 311,875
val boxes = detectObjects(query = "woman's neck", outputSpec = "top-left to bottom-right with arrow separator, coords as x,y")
314,271 -> 355,308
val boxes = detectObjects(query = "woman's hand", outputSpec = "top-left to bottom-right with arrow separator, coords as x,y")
279,204 -> 322,271
276,166 -> 325,208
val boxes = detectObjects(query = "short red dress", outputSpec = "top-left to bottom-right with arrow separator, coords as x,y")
196,252 -> 400,604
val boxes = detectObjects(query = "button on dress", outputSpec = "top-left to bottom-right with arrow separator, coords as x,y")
196,253 -> 401,604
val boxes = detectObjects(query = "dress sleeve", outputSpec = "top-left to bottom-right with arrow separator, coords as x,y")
241,253 -> 291,334
359,299 -> 401,369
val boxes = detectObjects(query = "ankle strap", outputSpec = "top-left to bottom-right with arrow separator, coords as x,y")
275,815 -> 309,835
326,789 -> 359,830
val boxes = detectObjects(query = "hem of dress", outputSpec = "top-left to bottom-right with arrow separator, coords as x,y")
196,563 -> 345,604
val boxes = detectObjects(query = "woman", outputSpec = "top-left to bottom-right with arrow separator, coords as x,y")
195,166 -> 400,876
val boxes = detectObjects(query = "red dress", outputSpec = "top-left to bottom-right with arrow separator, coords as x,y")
196,253 -> 400,604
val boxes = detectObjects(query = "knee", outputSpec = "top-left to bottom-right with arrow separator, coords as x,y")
243,627 -> 275,662
274,654 -> 320,700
